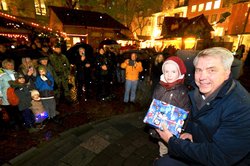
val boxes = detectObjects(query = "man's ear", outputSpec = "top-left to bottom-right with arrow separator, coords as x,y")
225,69 -> 231,79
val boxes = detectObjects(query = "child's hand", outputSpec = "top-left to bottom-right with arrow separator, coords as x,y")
156,124 -> 173,143
40,75 -> 48,81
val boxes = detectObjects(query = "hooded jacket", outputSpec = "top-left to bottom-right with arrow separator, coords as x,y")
121,60 -> 143,81
167,78 -> 250,165
0,69 -> 16,105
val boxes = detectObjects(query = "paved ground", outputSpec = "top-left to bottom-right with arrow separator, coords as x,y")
4,111 -> 158,166
1,79 -> 158,166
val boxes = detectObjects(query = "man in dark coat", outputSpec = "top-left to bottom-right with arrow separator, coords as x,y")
155,47 -> 250,166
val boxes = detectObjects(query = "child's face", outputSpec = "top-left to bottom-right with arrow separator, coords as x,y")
163,63 -> 180,83
39,69 -> 46,75
32,94 -> 40,100
17,77 -> 25,84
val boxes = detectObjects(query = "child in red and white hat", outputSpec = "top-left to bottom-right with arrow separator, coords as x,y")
151,56 -> 191,157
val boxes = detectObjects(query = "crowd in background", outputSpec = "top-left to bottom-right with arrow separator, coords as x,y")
0,37 -> 160,134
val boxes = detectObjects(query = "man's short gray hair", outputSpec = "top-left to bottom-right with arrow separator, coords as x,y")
193,47 -> 234,70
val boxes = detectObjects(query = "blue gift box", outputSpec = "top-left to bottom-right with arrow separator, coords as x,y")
143,99 -> 188,138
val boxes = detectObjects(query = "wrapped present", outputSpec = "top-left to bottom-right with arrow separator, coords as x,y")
143,99 -> 188,138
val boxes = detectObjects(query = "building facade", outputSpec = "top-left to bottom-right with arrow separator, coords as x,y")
0,0 -> 131,50
186,0 -> 250,52
134,0 -> 250,54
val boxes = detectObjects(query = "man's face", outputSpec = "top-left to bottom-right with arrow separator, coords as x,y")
53,47 -> 61,54
40,59 -> 48,66
194,56 -> 230,97
131,53 -> 137,60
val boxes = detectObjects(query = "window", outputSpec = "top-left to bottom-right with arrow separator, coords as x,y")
191,5 -> 197,12
179,0 -> 185,6
0,0 -> 8,11
214,0 -> 221,9
205,1 -> 212,11
34,0 -> 46,15
211,14 -> 217,23
198,4 -> 204,12
222,0 -> 230,8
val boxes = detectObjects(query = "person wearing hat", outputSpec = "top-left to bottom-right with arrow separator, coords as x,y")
35,65 -> 56,120
150,56 -> 191,158
49,43 -> 70,102
9,73 -> 38,133
38,56 -> 58,85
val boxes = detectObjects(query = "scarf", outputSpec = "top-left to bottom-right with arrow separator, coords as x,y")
159,78 -> 184,90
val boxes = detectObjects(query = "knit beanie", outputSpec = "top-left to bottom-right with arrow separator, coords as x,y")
160,56 -> 186,83
15,73 -> 25,79
37,65 -> 46,72
162,56 -> 186,75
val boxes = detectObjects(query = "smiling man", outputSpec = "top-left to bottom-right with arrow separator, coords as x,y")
155,47 -> 250,166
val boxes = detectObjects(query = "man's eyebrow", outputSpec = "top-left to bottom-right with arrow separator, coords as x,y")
195,66 -> 217,70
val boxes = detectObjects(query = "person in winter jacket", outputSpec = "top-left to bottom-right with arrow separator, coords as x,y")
9,73 -> 38,133
30,89 -> 48,129
0,59 -> 21,130
155,47 -> 250,166
151,56 -> 191,158
35,65 -> 56,120
121,52 -> 143,103
18,57 -> 37,89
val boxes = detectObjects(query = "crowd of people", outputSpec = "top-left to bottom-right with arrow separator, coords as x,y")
0,38 -> 71,133
0,37 -> 150,134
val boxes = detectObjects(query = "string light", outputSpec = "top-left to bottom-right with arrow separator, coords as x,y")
0,33 -> 29,41
0,11 -> 67,38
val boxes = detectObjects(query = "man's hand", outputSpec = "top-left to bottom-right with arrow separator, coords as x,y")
85,63 -> 90,68
180,133 -> 193,142
27,67 -> 34,76
156,124 -> 173,143
126,59 -> 130,64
